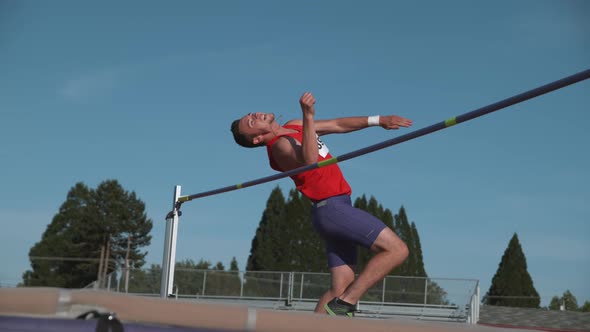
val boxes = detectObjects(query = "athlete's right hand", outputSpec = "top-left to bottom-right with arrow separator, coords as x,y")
299,92 -> 316,118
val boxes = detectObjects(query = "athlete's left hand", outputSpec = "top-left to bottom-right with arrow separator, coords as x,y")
379,115 -> 413,130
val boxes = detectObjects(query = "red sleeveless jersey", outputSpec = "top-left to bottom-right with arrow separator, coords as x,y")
266,124 -> 352,201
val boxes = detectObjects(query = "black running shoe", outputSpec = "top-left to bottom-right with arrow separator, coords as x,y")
324,297 -> 355,317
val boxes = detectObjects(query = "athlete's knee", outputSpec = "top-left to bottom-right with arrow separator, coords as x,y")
397,240 -> 409,261
373,228 -> 409,259
330,265 -> 355,293
387,232 -> 409,260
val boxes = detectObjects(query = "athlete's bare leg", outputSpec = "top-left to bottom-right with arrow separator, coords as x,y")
338,228 -> 408,305
314,264 -> 355,313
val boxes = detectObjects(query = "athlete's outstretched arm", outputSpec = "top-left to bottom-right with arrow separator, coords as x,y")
314,115 -> 413,136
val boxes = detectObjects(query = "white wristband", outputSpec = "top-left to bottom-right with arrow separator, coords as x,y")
368,115 -> 380,126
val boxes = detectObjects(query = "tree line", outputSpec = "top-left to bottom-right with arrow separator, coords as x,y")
20,180 -> 589,311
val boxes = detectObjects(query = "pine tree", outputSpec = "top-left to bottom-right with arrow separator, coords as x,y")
93,180 -> 152,287
247,186 -> 326,272
410,222 -> 426,277
391,206 -> 429,303
23,180 -> 152,288
246,186 -> 286,271
353,195 -> 372,270
351,201 -> 437,304
283,189 -> 325,272
230,257 -> 239,271
392,206 -> 418,276
486,233 -> 540,308
548,291 -> 583,311
561,290 -> 579,311
353,195 -> 395,274
549,296 -> 561,310
352,199 -> 429,279
24,183 -> 97,287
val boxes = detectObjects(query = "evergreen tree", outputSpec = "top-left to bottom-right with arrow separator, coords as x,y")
549,296 -> 561,310
23,180 -> 152,288
247,186 -> 325,272
353,195 -> 372,270
246,186 -> 286,271
353,195 -> 395,273
355,194 -> 368,210
282,189 -> 325,272
385,205 -> 431,303
485,233 -> 540,308
392,206 -> 417,276
410,222 -> 426,277
548,291 -> 586,312
561,290 -> 579,311
353,197 -> 429,278
351,201 -> 438,304
230,257 -> 239,272
551,290 -> 579,311
93,180 -> 152,286
24,183 -> 97,287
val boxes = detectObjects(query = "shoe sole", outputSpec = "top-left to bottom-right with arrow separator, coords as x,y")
324,304 -> 353,317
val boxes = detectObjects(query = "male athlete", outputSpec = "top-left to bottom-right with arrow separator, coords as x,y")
230,92 -> 411,317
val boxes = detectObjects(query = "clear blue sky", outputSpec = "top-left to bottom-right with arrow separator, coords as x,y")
1,1 -> 588,306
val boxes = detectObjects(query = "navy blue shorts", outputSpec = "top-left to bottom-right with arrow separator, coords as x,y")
311,194 -> 387,268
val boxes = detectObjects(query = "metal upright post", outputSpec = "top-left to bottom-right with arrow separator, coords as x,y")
160,185 -> 182,298
382,278 -> 386,303
299,273 -> 304,300
475,283 -> 480,323
287,272 -> 294,306
240,271 -> 244,298
424,278 -> 428,305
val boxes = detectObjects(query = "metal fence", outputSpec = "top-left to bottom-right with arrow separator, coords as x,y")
94,268 -> 480,323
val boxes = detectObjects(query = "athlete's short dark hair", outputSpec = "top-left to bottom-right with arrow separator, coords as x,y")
231,119 -> 265,148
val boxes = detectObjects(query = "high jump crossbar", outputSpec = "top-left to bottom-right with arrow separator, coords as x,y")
160,68 -> 590,298
179,68 -> 590,205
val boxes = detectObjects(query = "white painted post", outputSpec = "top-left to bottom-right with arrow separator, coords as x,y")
476,283 -> 480,323
299,273 -> 304,300
279,273 -> 283,299
160,185 -> 181,298
202,270 -> 207,296
382,277 -> 386,303
240,271 -> 244,298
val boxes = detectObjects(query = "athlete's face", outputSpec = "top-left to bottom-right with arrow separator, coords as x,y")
239,112 -> 276,144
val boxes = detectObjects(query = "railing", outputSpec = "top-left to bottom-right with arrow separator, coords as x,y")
83,271 -> 118,290
92,268 -> 480,323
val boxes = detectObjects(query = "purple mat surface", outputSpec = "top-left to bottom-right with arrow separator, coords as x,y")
0,315 -> 237,332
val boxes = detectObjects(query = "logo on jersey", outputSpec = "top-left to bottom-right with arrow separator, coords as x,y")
317,135 -> 329,158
